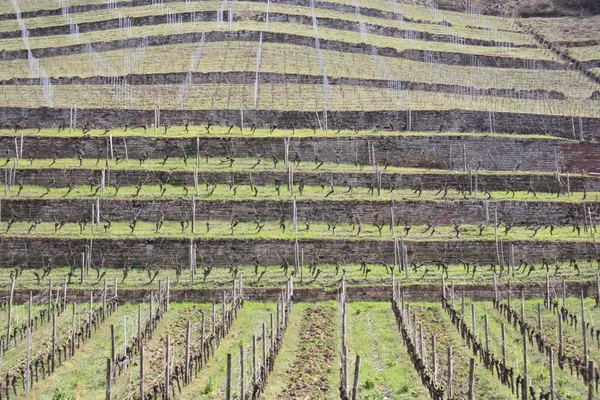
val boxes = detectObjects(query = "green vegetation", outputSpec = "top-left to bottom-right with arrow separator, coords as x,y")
4,181 -> 598,203
20,303 -> 141,399
346,302 -> 429,399
1,219 -> 597,243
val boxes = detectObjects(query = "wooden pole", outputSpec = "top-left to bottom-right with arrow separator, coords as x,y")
140,346 -> 144,399
110,324 -> 115,363
537,303 -> 542,331
558,313 -> 564,361
447,347 -> 453,400
546,274 -> 551,309
63,276 -> 68,312
550,347 -> 556,400
106,358 -> 112,400
471,303 -> 476,333
588,360 -> 594,400
501,323 -> 507,367
6,276 -> 15,346
468,357 -> 475,400
71,302 -> 76,356
582,291 -> 589,369
26,326 -> 31,392
484,315 -> 489,352
262,322 -> 266,377
240,345 -> 245,400
185,320 -> 191,384
432,335 -> 437,383
351,354 -> 361,400
523,329 -> 528,400
52,308 -> 56,372
226,353 -> 232,400
165,334 -> 170,400
252,335 -> 257,389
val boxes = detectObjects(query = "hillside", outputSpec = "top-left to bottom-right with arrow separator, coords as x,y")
0,0 -> 600,398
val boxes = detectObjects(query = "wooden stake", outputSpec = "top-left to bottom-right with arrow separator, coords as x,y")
185,320 -> 191,384
140,346 -> 144,399
52,309 -> 56,372
165,334 -> 170,400
252,335 -> 257,388
240,345 -> 245,399
6,276 -> 14,346
226,353 -> 232,400
484,315 -> 489,352
546,274 -> 551,309
550,347 -> 555,400
468,357 -> 475,400
432,335 -> 437,383
582,291 -> 589,368
558,313 -> 564,361
588,360 -> 594,400
26,327 -> 31,392
447,347 -> 453,400
351,355 -> 361,400
501,323 -> 507,366
537,303 -> 542,331
262,322 -> 266,376
106,358 -> 112,400
523,329 -> 528,400
110,324 -> 115,362
71,302 -> 76,356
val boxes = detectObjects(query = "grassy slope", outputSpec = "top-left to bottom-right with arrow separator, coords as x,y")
468,300 -> 588,398
22,302 -> 142,400
346,302 -> 429,399
411,302 -> 516,398
0,259 -> 599,294
176,301 -> 275,399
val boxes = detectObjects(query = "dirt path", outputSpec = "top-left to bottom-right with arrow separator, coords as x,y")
281,305 -> 336,399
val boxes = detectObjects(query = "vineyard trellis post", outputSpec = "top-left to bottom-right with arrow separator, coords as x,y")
6,275 -> 14,346
558,313 -> 564,361
550,347 -> 555,400
52,308 -> 56,372
546,274 -> 551,309
351,354 -> 360,400
252,334 -> 257,390
110,324 -> 115,363
226,353 -> 232,400
240,345 -> 245,399
484,314 -> 489,352
501,323 -> 507,367
581,291 -> 588,369
588,361 -> 594,400
26,326 -> 31,392
537,303 -> 542,331
71,303 -> 76,356
468,357 -> 475,399
523,327 -> 528,400
447,346 -> 453,399
63,277 -> 68,312
165,334 -> 170,400
185,320 -> 191,384
432,335 -> 437,383
106,358 -> 112,400
140,346 -> 144,399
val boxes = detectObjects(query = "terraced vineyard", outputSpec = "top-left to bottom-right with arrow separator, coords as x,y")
1,0 -> 600,398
